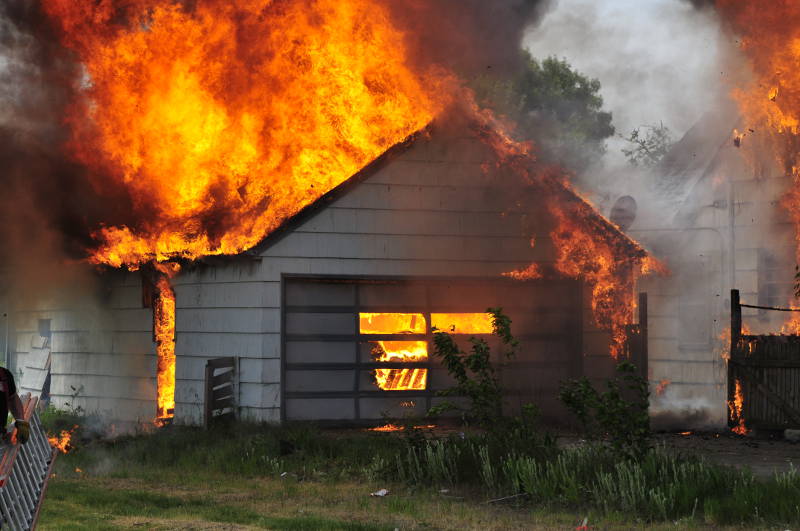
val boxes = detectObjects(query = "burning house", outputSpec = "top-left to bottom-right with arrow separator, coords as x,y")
619,107 -> 793,429
3,114 -> 650,425
0,0 -> 658,428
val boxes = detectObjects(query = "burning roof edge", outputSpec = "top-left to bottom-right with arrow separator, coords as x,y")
207,119 -> 647,263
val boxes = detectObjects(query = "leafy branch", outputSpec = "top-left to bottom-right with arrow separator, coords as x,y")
621,122 -> 674,167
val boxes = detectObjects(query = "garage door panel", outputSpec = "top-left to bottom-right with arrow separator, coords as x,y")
286,341 -> 354,364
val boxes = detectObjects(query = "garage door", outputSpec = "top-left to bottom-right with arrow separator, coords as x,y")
282,276 -> 582,423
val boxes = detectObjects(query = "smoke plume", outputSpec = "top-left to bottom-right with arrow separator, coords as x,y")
524,0 -> 727,170
387,0 -> 554,78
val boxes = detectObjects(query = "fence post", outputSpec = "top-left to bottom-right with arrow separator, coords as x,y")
728,289 -> 741,429
731,289 -> 741,355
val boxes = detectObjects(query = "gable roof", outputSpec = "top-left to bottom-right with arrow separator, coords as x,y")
235,119 -> 645,261
652,110 -> 740,215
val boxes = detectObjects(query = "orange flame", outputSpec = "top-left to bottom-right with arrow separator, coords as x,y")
718,3 -> 800,332
42,0 -> 452,269
728,378 -> 749,435
39,0 -> 656,369
719,324 -> 752,363
432,313 -> 494,334
48,425 -> 78,454
360,313 -> 426,335
717,2 -> 800,136
371,340 -> 428,391
480,122 -> 653,358
502,263 -> 543,281
360,312 -> 493,391
369,423 -> 404,432
368,423 -> 435,432
655,378 -> 671,396
154,270 -> 177,423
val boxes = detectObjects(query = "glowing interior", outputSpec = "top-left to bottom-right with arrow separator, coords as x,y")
370,340 -> 428,391
359,312 -> 494,391
359,313 -> 426,334
431,313 -> 493,334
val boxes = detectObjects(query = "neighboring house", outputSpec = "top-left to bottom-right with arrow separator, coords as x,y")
626,109 -> 794,428
5,120 -> 646,426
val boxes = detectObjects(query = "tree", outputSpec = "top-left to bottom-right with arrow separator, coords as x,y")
621,122 -> 675,167
472,53 -> 615,171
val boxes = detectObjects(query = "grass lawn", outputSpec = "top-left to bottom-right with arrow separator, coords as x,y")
41,469 -> 745,530
35,421 -> 764,530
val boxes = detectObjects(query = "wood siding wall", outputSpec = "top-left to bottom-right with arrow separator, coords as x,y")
9,131 -> 620,424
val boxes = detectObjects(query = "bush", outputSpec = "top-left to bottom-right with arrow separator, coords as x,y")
559,361 -> 650,457
428,307 -> 519,428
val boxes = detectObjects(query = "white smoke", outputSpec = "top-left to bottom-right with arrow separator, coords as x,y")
523,0 -> 726,169
523,1 -> 741,430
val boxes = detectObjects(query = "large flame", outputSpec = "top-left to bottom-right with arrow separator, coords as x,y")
479,122 -> 653,357
717,2 -> 800,137
42,0 -> 452,268
717,2 -> 800,295
716,5 -> 800,430
154,272 -> 176,422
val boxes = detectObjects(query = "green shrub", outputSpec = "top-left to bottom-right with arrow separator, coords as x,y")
559,361 -> 650,457
428,307 -> 518,428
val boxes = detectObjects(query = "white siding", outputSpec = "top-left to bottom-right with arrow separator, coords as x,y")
163,132 -> 552,422
12,131 -> 606,424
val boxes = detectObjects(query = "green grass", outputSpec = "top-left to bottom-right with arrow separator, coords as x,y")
43,481 -> 388,530
35,414 -> 799,529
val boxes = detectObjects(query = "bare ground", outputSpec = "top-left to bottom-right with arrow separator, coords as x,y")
653,431 -> 800,477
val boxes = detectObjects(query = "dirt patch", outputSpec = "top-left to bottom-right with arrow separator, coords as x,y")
655,431 -> 800,477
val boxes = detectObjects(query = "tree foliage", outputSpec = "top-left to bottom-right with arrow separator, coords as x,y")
621,122 -> 675,167
472,53 -> 615,171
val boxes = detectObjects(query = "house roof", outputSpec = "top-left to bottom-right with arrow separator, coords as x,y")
652,110 -> 740,215
233,119 -> 646,261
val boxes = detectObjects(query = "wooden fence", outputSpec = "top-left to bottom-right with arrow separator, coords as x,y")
729,289 -> 800,431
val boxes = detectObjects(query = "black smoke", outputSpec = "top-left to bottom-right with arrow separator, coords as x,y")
387,0 -> 554,78
0,1 -> 139,265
